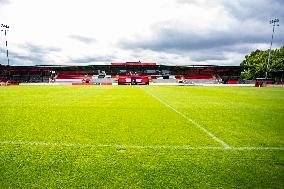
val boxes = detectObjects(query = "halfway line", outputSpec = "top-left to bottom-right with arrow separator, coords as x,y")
0,141 -> 284,151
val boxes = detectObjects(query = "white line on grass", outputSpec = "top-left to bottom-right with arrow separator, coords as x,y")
141,88 -> 231,149
0,141 -> 284,151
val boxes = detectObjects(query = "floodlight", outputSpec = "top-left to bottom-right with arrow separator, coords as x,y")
265,18 -> 280,81
1,23 -> 10,65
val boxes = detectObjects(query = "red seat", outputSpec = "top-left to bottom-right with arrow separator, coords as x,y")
56,73 -> 86,79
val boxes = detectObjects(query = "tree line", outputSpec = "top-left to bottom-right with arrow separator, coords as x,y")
240,46 -> 284,79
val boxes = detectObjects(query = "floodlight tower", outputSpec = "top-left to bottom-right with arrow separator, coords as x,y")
1,23 -> 10,66
265,18 -> 279,81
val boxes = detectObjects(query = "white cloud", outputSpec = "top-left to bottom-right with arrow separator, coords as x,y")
0,0 -> 283,66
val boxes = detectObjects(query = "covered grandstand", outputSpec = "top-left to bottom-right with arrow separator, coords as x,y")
0,62 -> 243,85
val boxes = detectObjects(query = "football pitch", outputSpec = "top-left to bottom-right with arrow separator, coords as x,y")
0,85 -> 283,188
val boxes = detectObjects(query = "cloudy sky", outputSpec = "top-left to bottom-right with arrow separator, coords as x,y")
0,0 -> 283,66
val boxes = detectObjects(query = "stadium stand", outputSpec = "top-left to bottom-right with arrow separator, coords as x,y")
3,63 -> 271,85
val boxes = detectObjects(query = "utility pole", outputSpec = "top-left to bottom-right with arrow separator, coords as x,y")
1,23 -> 10,66
265,18 -> 279,82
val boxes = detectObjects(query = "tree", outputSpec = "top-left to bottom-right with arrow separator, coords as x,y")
240,46 -> 284,79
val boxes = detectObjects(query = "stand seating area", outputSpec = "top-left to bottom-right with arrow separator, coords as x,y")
0,77 -> 6,82
56,73 -> 86,79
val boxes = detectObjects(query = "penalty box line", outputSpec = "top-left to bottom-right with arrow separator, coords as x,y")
0,141 -> 284,151
141,88 -> 231,149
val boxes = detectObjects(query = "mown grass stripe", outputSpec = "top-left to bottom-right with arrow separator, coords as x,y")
141,87 -> 231,149
1,141 -> 283,151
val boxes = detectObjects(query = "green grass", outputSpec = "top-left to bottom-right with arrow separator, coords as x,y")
0,86 -> 283,188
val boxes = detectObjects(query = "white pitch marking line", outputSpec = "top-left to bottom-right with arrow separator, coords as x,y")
0,141 -> 284,151
231,147 -> 284,151
141,88 -> 231,149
